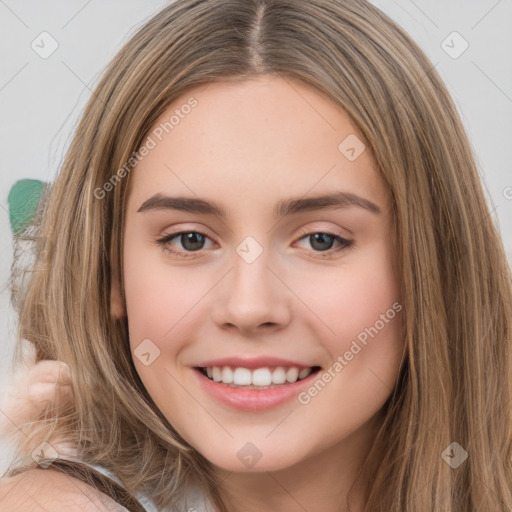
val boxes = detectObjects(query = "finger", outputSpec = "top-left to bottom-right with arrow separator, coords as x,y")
27,361 -> 71,387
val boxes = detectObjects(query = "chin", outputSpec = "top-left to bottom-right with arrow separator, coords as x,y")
193,438 -> 306,474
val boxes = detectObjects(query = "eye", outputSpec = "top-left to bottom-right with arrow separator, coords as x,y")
156,229 -> 354,259
294,230 -> 354,257
156,231 -> 215,258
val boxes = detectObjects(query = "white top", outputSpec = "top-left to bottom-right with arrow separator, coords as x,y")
57,455 -> 214,512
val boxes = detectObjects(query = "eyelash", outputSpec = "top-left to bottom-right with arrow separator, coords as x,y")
155,228 -> 354,259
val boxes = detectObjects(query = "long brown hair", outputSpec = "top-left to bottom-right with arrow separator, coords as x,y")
5,0 -> 512,510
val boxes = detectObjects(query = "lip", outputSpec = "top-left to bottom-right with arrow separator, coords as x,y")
194,356 -> 315,370
193,366 -> 322,412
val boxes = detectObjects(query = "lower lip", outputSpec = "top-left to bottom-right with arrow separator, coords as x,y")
193,367 -> 321,412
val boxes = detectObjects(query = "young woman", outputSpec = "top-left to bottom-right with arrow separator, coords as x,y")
1,1 -> 511,511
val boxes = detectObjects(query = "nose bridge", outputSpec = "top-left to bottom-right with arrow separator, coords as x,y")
233,235 -> 272,294
211,234 -> 291,332
231,234 -> 276,306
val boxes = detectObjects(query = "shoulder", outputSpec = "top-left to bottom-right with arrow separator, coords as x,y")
0,468 -> 126,511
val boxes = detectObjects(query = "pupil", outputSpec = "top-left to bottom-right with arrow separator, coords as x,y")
310,233 -> 333,251
182,232 -> 204,251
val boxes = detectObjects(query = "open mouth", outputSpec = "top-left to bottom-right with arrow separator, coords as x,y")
195,365 -> 322,390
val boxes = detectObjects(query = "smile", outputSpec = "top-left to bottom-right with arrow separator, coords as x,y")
198,365 -> 320,388
193,365 -> 322,411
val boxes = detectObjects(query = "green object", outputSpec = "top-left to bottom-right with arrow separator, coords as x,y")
8,179 -> 46,235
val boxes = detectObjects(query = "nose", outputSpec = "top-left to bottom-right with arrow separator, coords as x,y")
211,245 -> 292,335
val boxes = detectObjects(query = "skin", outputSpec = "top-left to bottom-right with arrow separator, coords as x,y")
111,75 -> 405,512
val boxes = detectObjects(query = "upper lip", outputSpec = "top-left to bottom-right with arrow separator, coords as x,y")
194,356 -> 319,370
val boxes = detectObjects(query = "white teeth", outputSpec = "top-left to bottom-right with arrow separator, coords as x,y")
201,365 -> 315,386
221,366 -> 233,384
252,368 -> 272,386
298,367 -> 312,380
272,367 -> 287,384
212,367 -> 222,382
233,367 -> 252,385
285,367 -> 299,383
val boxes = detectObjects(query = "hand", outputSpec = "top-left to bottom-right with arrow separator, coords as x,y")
0,356 -> 77,458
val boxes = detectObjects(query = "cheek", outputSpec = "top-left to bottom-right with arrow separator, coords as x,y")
123,241 -> 203,343
122,248 -> 202,420
292,250 -> 403,443
296,248 -> 400,348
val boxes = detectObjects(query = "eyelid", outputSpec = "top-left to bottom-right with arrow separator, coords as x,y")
292,226 -> 354,257
156,223 -> 354,258
158,223 -> 218,243
156,228 -> 217,258
293,223 -> 351,241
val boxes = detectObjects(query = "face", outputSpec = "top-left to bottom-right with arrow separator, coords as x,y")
113,76 -> 405,474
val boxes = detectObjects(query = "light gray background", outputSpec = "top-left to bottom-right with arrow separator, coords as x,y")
1,0 -> 511,473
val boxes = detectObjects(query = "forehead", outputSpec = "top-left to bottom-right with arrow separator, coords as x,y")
126,76 -> 389,214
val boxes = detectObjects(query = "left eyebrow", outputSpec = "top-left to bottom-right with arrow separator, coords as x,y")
275,191 -> 382,216
136,191 -> 382,217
